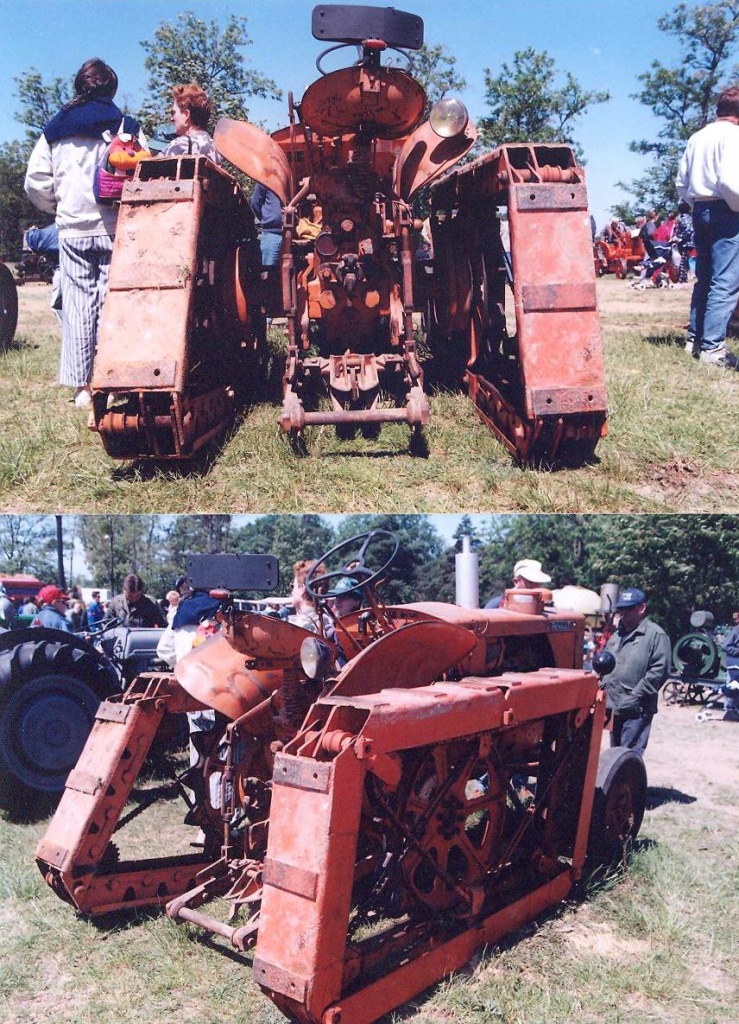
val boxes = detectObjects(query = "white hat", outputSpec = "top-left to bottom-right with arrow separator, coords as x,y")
513,559 -> 551,584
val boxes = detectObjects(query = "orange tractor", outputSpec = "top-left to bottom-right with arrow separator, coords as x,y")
37,534 -> 645,1024
89,3 -> 606,465
594,229 -> 645,279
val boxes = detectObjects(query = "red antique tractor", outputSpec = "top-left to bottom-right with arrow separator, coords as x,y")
594,229 -> 645,279
89,4 -> 606,465
37,537 -> 646,1024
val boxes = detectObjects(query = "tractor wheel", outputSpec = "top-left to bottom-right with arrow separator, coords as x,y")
588,746 -> 647,866
0,262 -> 18,350
614,258 -> 628,280
0,640 -> 113,815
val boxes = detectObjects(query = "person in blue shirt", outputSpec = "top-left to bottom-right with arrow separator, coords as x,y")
250,183 -> 283,267
84,589 -> 105,633
33,585 -> 73,631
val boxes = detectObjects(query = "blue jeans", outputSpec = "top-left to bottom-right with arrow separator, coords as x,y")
610,711 -> 653,757
259,231 -> 282,267
689,200 -> 739,353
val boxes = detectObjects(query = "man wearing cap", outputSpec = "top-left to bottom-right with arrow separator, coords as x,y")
330,576 -> 364,620
604,587 -> 671,755
484,559 -> 552,609
33,585 -> 73,631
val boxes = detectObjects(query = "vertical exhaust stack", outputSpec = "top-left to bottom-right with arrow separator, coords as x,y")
600,583 -> 619,617
455,536 -> 479,608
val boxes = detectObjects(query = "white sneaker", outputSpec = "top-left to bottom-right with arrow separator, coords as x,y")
699,345 -> 739,368
74,387 -> 92,407
684,337 -> 697,357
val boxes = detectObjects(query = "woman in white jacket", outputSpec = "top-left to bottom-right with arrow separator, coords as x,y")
24,58 -> 143,406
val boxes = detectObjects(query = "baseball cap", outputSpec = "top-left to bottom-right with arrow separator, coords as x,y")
330,576 -> 362,598
513,559 -> 551,584
37,584 -> 69,604
615,587 -> 646,609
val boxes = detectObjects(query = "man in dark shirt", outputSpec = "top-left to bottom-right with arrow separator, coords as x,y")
104,573 -> 165,628
604,587 -> 671,756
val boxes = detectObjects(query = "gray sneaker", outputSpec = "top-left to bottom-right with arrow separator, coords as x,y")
699,344 -> 739,368
684,336 -> 697,357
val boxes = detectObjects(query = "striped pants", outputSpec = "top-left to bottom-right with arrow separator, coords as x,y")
58,234 -> 114,387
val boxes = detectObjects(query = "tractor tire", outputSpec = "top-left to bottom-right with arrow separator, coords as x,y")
0,638 -> 117,816
587,746 -> 647,866
0,262 -> 18,350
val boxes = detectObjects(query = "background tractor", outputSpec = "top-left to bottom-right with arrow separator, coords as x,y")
0,261 -> 18,351
0,620 -> 167,815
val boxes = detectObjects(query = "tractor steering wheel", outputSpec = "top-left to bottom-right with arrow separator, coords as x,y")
305,530 -> 399,600
315,42 -> 413,76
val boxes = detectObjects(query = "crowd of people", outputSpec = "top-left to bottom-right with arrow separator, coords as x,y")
597,205 -> 694,288
21,58 -> 261,407
597,85 -> 739,371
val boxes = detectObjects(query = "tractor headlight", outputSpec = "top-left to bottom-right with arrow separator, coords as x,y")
429,97 -> 469,138
300,636 -> 334,681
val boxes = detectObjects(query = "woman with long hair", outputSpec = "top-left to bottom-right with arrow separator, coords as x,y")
24,58 -> 145,406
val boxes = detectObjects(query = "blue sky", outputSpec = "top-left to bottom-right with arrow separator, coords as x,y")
1,0 -> 687,227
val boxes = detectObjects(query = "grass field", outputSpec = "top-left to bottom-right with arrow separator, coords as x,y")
1,703 -> 736,1024
3,276 -> 739,514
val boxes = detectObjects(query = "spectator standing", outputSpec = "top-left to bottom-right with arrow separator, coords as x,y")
84,589 -> 105,632
104,573 -> 166,628
32,585 -> 73,631
0,585 -> 19,628
24,58 -> 144,406
674,201 -> 695,285
676,85 -> 739,367
603,587 -> 671,756
250,183 -> 283,267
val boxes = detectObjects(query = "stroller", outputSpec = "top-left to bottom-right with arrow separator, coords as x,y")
16,224 -> 59,285
629,237 -> 680,290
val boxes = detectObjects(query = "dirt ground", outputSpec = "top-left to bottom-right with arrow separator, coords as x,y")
639,695 -> 739,814
596,274 -> 692,329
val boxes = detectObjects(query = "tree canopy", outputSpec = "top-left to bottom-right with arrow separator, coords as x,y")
137,11 -> 282,132
478,47 -> 610,156
12,69 -> 72,140
4,515 -> 739,644
406,42 -> 467,115
620,1 -> 739,215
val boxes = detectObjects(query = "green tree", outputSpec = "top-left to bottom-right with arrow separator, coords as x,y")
77,515 -> 168,597
407,42 -> 467,113
0,141 -> 39,254
0,515 -> 57,581
478,48 -> 610,157
234,515 -> 335,595
138,12 -> 282,133
620,1 -> 739,214
585,514 -> 739,639
13,68 -> 72,140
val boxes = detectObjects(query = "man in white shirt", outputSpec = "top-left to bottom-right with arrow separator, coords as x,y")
676,85 -> 739,368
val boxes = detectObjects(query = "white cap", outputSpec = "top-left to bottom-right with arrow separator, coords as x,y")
513,559 -> 551,584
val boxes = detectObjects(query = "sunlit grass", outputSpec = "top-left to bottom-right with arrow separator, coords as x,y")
3,278 -> 739,512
